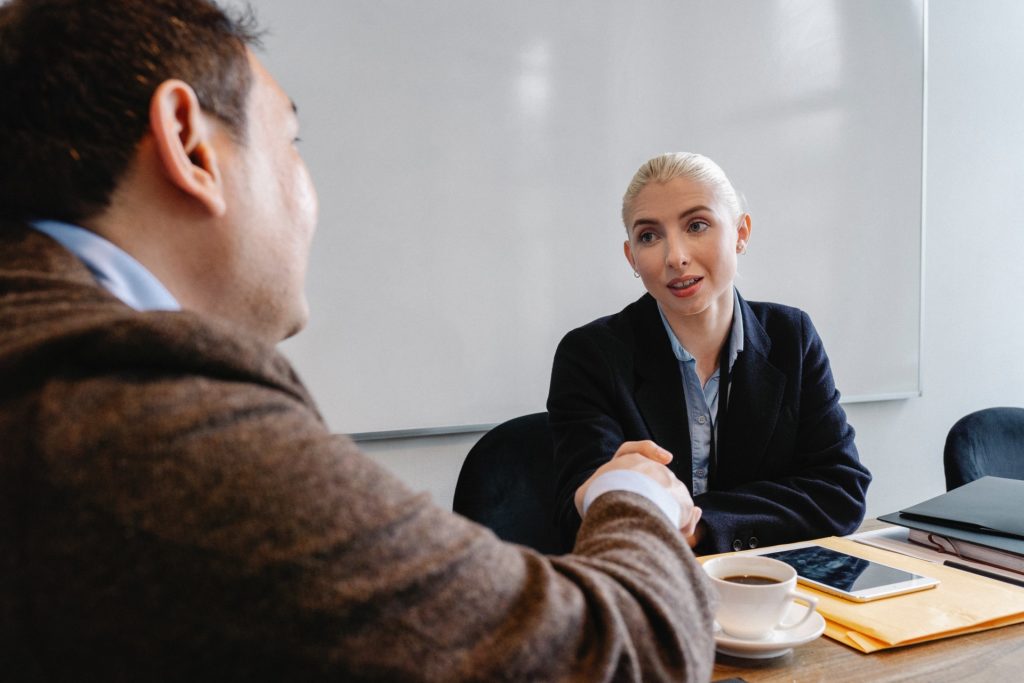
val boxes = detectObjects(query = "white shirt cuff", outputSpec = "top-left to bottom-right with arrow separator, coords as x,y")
581,470 -> 681,527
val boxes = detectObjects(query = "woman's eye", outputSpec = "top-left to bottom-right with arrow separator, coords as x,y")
638,231 -> 656,244
688,220 -> 710,233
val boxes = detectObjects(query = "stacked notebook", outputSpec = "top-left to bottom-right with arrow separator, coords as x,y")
878,476 -> 1024,575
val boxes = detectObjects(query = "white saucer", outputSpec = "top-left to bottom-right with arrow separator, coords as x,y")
714,603 -> 826,659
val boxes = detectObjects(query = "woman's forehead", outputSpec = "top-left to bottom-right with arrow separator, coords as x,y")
630,177 -> 726,219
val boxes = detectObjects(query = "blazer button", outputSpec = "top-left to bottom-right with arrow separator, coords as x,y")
732,539 -> 743,552
748,537 -> 759,549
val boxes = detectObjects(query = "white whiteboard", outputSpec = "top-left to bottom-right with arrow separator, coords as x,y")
251,0 -> 925,436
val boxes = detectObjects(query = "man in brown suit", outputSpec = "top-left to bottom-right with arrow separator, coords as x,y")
0,1 -> 716,680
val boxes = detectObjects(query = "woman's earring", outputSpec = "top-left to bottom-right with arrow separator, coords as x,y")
633,270 -> 640,278
737,242 -> 746,254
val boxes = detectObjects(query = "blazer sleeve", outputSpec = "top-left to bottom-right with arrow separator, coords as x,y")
26,345 -> 717,682
696,310 -> 871,554
547,325 -> 632,550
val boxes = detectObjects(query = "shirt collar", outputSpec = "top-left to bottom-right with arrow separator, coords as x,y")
30,220 -> 180,312
657,288 -> 745,369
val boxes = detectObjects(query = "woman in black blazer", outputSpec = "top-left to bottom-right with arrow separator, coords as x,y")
547,153 -> 871,555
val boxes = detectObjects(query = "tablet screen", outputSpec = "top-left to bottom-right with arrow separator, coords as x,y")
764,546 -> 920,591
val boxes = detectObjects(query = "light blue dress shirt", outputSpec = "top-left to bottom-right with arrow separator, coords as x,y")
31,220 -> 180,311
657,288 -> 744,496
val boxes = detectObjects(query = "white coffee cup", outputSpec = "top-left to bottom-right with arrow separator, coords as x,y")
703,555 -> 819,641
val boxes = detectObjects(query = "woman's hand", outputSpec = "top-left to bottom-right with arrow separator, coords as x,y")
684,520 -> 706,548
611,440 -> 673,465
574,440 -> 701,535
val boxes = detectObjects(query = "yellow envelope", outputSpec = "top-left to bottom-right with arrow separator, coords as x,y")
701,536 -> 1024,653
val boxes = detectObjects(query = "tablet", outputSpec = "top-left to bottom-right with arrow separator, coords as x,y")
762,545 -> 939,602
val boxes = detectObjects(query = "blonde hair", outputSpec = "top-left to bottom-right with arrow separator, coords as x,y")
622,152 -> 743,228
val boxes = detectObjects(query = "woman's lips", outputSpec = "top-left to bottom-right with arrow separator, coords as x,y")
667,276 -> 703,298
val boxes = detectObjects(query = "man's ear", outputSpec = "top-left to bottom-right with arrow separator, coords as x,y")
148,79 -> 227,217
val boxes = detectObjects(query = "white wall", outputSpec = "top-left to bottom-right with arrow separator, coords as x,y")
358,0 -> 1024,517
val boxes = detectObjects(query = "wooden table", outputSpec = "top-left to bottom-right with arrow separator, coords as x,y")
711,521 -> 1024,682
712,619 -> 1024,682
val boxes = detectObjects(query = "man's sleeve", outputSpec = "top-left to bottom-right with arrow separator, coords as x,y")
33,369 -> 717,682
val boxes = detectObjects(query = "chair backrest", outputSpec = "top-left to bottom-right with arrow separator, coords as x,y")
943,407 -> 1024,490
452,412 -> 567,554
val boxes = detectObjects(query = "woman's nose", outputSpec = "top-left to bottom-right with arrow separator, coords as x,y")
664,236 -> 689,268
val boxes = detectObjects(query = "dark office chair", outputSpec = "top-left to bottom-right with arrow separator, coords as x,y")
943,407 -> 1024,490
452,412 -> 567,554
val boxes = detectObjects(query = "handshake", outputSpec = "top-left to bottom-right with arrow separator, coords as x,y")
574,440 -> 704,547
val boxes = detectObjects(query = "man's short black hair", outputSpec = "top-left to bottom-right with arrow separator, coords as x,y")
0,0 -> 262,223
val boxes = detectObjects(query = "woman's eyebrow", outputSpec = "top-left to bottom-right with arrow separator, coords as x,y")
632,204 -> 713,230
677,205 -> 713,220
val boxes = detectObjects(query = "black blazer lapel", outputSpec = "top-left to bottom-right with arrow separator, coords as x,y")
628,296 -> 693,488
719,296 -> 787,483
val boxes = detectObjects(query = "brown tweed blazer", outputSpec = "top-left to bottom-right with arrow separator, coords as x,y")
0,224 -> 716,682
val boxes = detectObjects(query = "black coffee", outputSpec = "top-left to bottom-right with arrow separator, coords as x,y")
722,574 -> 780,585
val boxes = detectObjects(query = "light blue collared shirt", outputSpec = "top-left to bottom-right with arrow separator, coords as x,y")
658,288 -> 744,496
31,220 -> 180,311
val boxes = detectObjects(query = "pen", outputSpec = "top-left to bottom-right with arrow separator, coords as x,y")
942,560 -> 1024,588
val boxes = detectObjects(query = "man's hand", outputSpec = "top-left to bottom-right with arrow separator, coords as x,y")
574,440 -> 701,535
